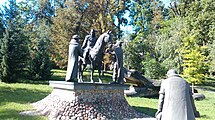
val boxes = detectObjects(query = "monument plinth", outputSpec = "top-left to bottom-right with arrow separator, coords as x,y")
29,81 -> 147,119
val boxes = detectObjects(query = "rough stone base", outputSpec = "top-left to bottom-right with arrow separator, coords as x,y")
21,81 -> 149,120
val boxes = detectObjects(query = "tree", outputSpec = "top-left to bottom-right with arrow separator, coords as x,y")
50,0 -> 85,68
180,35 -> 209,92
142,53 -> 166,79
0,29 -> 29,83
0,0 -> 29,83
123,39 -> 145,72
155,18 -> 186,72
0,16 -> 4,38
108,0 -> 130,39
209,39 -> 215,75
129,0 -> 166,33
50,0 -> 124,68
28,20 -> 52,80
124,0 -> 165,73
18,0 -> 54,80
0,30 -> 10,82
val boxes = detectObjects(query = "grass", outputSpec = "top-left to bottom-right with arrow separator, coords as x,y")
0,69 -> 214,120
51,69 -> 113,83
125,97 -> 158,117
0,83 -> 51,120
196,77 -> 215,92
126,89 -> 215,120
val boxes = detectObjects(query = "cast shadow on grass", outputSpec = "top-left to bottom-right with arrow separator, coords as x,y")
199,115 -> 210,119
0,86 -> 50,105
51,69 -> 112,82
0,109 -> 45,120
132,107 -> 210,119
17,79 -> 49,85
197,77 -> 215,92
132,106 -> 157,117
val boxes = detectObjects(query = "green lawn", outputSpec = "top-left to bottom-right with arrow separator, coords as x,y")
0,83 -> 51,120
126,89 -> 215,120
0,69 -> 214,120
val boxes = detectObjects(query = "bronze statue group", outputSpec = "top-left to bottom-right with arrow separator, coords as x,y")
65,29 -> 122,84
65,29 -> 200,120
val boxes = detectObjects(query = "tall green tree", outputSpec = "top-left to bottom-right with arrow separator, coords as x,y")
20,0 -> 54,80
180,35 -> 209,92
50,0 -> 123,68
28,20 -> 52,80
123,39 -> 145,71
0,16 -> 4,38
0,30 -> 10,82
155,18 -> 185,72
155,0 -> 214,75
109,0 -> 130,39
0,29 -> 29,83
51,0 -> 87,68
123,0 -> 167,76
0,0 -> 29,83
129,0 -> 166,34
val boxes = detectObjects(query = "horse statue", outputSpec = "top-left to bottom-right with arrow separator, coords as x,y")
78,30 -> 112,83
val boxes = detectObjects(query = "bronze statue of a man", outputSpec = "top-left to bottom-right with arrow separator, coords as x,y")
108,41 -> 124,84
155,69 -> 200,120
65,35 -> 83,82
82,29 -> 97,63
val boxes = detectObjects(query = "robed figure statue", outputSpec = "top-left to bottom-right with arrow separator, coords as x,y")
65,35 -> 83,82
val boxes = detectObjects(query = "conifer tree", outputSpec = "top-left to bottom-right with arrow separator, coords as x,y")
0,30 -> 10,82
0,0 -> 29,83
28,20 -> 52,80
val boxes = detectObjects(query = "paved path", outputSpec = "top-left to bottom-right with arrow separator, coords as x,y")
21,111 -> 157,120
125,118 -> 156,120
123,116 -> 156,120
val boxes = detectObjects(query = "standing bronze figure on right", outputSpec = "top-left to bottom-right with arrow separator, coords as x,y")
155,69 -> 200,120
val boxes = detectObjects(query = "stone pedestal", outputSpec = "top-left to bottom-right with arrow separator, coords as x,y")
28,81 -> 148,119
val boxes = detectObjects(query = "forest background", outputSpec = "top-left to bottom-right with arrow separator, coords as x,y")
0,0 -> 214,87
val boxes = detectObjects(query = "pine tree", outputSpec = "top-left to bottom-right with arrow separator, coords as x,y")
0,29 -> 29,83
28,20 -> 52,80
0,16 -> 4,38
0,0 -> 30,83
0,30 -> 10,82
28,40 -> 52,80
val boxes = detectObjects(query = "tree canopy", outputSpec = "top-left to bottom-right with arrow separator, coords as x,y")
0,0 -> 214,83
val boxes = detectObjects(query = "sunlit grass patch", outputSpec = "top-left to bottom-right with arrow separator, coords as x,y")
0,82 -> 51,120
0,70 -> 214,120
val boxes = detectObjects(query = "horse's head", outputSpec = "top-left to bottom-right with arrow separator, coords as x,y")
103,30 -> 112,45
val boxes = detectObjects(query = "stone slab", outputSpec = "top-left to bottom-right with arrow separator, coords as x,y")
49,81 -> 130,91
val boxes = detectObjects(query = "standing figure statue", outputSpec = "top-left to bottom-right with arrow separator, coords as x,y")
155,69 -> 200,120
65,35 -> 83,82
111,41 -> 124,84
81,29 -> 97,64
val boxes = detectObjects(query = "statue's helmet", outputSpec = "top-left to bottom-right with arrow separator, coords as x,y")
72,35 -> 80,40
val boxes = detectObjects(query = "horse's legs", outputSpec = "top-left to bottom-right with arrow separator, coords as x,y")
78,60 -> 83,82
90,61 -> 95,83
97,61 -> 102,83
81,63 -> 88,81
